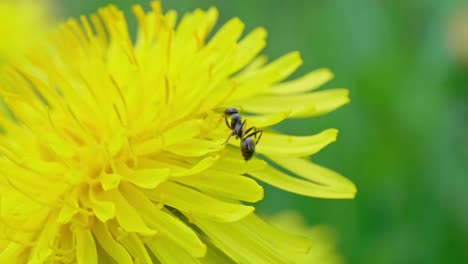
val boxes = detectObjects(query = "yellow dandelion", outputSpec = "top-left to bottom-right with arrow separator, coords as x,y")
0,0 -> 53,63
269,212 -> 345,264
0,2 -> 357,263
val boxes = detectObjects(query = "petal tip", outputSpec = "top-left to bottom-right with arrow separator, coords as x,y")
207,6 -> 219,16
291,51 -> 303,64
230,17 -> 245,29
322,68 -> 334,80
254,185 -> 265,202
341,89 -> 351,102
193,243 -> 208,258
325,128 -> 339,141
350,184 -> 358,197
253,26 -> 268,38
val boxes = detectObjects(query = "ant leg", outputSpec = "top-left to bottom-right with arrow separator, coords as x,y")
237,119 -> 247,139
254,130 -> 263,144
224,115 -> 232,129
245,129 -> 263,144
244,125 -> 256,137
221,132 -> 234,145
244,127 -> 257,137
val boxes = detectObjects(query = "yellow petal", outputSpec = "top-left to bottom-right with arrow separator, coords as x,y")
89,185 -> 116,222
210,151 -> 267,174
256,129 -> 338,157
57,192 -> 79,224
0,158 -> 57,198
242,111 -> 290,128
239,55 -> 268,74
92,221 -> 133,264
97,189 -> 156,235
149,181 -> 255,222
139,155 -> 219,178
197,7 -> 219,41
207,17 -> 244,50
268,156 -> 357,194
199,242 -> 238,264
57,204 -> 78,224
238,89 -> 349,118
266,68 -> 334,95
75,228 -> 97,264
99,173 -> 121,191
133,119 -> 202,156
0,244 -> 24,263
151,209 -> 207,258
147,237 -> 203,264
124,168 -> 170,189
171,155 -> 220,177
166,138 -> 223,157
231,27 -> 267,73
245,214 -> 311,253
120,182 -> 207,257
117,233 -> 153,264
194,215 -> 291,264
28,210 -> 60,263
250,165 -> 355,199
237,51 -> 302,82
173,8 -> 218,58
231,52 -> 302,101
176,171 -> 264,202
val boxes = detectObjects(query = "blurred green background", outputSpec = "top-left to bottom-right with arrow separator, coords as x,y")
58,1 -> 468,263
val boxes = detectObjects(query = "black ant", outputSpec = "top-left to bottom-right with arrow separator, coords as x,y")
223,107 -> 263,161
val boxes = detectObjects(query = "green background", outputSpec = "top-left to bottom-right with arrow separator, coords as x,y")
59,1 -> 468,263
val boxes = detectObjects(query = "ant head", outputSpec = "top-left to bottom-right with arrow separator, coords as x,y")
224,107 -> 239,116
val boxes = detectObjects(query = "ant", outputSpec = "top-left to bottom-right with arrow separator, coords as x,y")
223,107 -> 263,161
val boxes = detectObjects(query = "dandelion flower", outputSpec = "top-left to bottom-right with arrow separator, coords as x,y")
269,211 -> 345,264
0,0 -> 53,63
0,2 -> 356,263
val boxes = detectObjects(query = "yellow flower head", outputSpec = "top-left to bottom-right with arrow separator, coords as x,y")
0,0 -> 52,63
0,2 -> 356,263
269,212 -> 345,264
